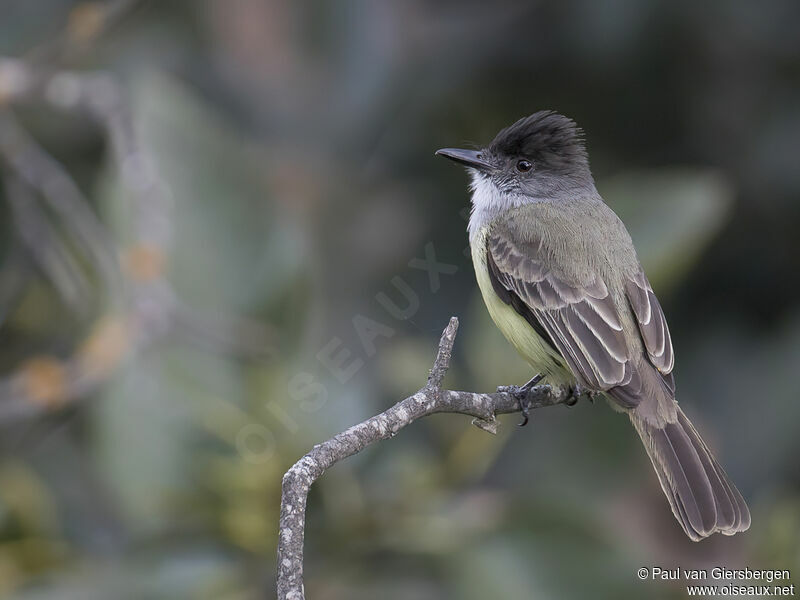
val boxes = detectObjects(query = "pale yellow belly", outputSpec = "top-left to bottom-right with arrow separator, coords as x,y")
472,240 -> 575,387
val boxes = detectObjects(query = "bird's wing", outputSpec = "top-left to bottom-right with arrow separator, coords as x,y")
486,221 -> 643,408
625,269 -> 676,394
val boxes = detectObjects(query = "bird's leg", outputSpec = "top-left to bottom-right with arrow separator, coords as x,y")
497,374 -> 544,427
566,383 -> 598,407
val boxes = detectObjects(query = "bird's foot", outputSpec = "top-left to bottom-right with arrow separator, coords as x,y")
565,383 -> 598,407
497,374 -> 544,427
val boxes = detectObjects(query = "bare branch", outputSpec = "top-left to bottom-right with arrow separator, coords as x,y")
426,315 -> 458,390
276,316 -> 569,600
0,112 -> 124,305
3,174 -> 94,312
0,54 -> 273,423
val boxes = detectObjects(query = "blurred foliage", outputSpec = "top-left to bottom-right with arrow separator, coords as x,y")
0,1 -> 799,599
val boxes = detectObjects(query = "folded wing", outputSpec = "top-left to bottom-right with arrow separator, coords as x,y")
486,224 -> 643,407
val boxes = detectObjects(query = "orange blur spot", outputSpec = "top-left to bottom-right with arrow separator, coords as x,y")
122,244 -> 165,283
78,316 -> 130,376
19,357 -> 67,408
67,3 -> 106,44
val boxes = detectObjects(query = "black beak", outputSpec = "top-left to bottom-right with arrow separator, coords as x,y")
435,148 -> 493,171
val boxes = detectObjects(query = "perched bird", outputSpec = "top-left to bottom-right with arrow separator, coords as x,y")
436,111 -> 750,541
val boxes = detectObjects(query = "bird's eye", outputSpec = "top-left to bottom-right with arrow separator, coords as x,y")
516,159 -> 532,173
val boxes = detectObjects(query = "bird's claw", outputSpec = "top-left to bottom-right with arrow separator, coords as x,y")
566,383 -> 598,407
497,374 -> 544,427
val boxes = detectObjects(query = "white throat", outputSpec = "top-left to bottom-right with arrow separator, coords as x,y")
466,171 -> 527,243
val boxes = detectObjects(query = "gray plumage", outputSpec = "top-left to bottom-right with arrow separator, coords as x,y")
437,111 -> 750,541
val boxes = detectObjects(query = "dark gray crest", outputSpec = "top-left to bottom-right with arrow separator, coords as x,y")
488,111 -> 589,177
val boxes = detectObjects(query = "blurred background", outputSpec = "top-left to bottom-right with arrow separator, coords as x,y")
0,1 -> 798,598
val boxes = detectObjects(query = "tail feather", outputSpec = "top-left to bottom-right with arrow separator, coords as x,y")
676,409 -> 751,534
631,406 -> 750,541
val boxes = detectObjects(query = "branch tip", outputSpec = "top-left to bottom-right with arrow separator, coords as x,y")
428,316 -> 459,390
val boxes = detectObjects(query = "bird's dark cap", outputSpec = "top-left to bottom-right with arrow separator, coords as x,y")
488,110 -> 588,171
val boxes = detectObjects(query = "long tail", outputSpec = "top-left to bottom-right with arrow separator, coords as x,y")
630,406 -> 750,541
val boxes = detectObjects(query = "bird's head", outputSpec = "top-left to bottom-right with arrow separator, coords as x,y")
436,111 -> 593,200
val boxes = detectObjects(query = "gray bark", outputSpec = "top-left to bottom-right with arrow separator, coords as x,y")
277,316 -> 570,599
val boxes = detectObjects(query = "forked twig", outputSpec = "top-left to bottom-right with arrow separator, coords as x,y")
276,316 -> 569,600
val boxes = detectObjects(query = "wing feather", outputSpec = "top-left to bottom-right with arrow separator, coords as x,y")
486,227 -> 637,401
626,271 -> 675,375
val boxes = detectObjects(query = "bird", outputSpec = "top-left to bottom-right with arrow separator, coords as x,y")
435,111 -> 750,541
